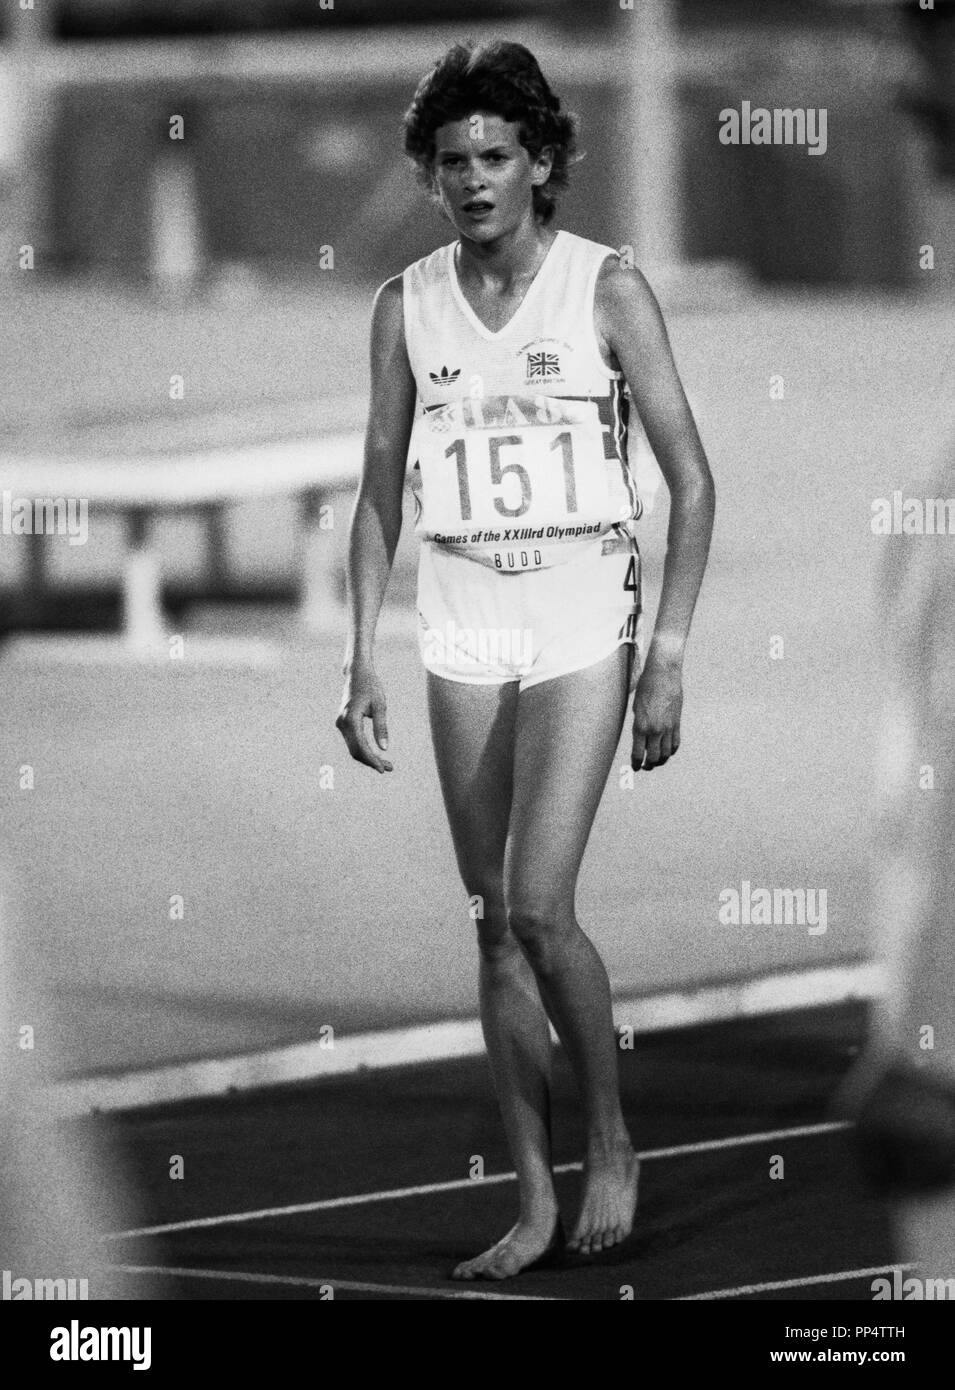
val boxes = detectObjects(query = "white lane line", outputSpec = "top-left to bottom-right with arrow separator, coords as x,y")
103,1120 -> 849,1241
641,1120 -> 847,1162
675,1264 -> 916,1301
106,1264 -> 566,1301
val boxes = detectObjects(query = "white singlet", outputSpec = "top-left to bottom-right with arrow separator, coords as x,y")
402,229 -> 642,574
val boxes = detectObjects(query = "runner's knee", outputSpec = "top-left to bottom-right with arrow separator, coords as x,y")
505,900 -> 572,963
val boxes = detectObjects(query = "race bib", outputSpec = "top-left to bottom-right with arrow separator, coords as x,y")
412,395 -> 613,551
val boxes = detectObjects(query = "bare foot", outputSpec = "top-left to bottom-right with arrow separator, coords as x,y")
568,1143 -> 640,1254
451,1211 -> 563,1281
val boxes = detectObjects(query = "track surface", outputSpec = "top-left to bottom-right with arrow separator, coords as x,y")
88,1002 -> 895,1300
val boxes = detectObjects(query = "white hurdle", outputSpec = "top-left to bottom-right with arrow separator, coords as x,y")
1,429 -> 363,649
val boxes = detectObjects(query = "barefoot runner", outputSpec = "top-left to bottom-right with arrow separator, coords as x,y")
337,40 -> 715,1280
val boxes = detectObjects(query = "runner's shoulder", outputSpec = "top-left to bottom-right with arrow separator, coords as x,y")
369,275 -> 407,350
373,274 -> 404,313
594,253 -> 667,358
594,251 -> 661,319
379,242 -> 451,300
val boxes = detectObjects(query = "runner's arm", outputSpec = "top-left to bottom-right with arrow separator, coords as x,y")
337,276 -> 416,773
343,275 -> 418,667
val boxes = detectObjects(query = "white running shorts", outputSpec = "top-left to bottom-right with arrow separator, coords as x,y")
416,525 -> 644,692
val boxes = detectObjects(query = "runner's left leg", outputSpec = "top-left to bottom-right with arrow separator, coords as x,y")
506,643 -> 640,1255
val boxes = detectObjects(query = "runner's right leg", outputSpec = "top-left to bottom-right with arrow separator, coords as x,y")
426,671 -> 562,1279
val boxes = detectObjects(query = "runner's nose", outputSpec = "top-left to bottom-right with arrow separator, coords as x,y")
462,163 -> 486,193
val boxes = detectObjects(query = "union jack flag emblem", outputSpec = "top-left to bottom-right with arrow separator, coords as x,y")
527,351 -> 560,377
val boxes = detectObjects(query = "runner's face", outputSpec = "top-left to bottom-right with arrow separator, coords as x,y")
432,114 -> 551,240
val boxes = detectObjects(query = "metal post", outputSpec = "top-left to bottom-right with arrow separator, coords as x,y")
617,0 -> 683,275
122,507 -> 166,651
0,0 -> 55,273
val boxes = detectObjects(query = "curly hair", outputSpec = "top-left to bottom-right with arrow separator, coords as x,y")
403,41 -> 578,225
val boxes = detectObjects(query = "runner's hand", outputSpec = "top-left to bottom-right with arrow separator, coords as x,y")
631,658 -> 682,771
337,660 -> 393,773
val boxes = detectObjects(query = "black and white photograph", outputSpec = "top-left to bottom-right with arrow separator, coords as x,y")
2,0 -> 954,1354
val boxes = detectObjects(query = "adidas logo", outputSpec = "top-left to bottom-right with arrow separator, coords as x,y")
429,365 -> 461,385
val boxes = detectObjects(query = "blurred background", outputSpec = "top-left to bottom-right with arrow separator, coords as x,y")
1,0 -> 953,1095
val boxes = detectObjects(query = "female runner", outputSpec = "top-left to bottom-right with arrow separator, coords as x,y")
337,40 -> 715,1281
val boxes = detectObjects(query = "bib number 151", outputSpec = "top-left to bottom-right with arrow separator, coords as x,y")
445,431 -> 584,522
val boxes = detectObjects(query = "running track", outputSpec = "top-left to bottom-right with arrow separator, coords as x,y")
87,1001 -> 897,1300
